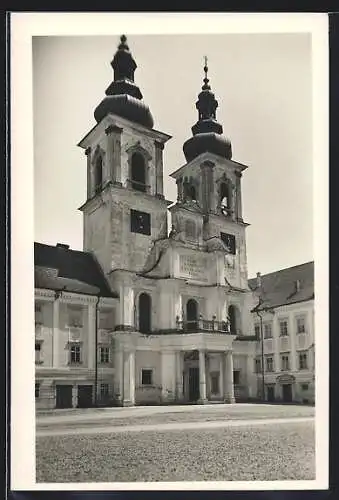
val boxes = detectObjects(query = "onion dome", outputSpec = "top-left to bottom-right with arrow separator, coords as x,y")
94,35 -> 154,128
183,57 -> 232,162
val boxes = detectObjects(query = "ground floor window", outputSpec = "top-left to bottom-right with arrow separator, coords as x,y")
210,372 -> 220,394
301,383 -> 309,391
142,369 -> 153,386
100,383 -> 109,397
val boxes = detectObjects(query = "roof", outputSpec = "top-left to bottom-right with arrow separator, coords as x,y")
248,261 -> 314,310
34,242 -> 118,298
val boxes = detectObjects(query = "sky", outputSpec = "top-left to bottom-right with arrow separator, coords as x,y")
33,33 -> 313,278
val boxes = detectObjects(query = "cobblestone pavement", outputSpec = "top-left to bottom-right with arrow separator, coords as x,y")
36,404 -> 315,483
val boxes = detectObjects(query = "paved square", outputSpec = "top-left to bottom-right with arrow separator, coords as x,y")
36,404 -> 315,483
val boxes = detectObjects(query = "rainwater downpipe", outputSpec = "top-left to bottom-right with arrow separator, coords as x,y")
94,293 -> 101,407
255,308 -> 265,402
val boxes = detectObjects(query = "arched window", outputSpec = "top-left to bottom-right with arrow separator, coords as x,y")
220,182 -> 231,215
131,152 -> 146,192
94,156 -> 103,193
228,305 -> 240,335
139,293 -> 152,334
186,299 -> 198,331
188,184 -> 197,201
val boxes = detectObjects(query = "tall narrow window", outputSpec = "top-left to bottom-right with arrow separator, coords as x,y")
220,182 -> 231,215
139,293 -> 152,334
188,184 -> 197,201
131,153 -> 146,192
186,299 -> 198,330
228,305 -> 240,335
94,155 -> 103,193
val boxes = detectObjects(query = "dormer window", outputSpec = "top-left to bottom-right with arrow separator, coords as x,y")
131,152 -> 147,192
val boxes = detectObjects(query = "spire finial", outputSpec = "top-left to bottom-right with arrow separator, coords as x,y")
118,34 -> 129,51
202,55 -> 210,90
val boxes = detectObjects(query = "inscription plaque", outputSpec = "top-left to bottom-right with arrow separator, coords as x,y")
179,255 -> 208,282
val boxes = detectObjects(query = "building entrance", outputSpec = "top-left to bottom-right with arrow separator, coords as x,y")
282,384 -> 292,403
188,367 -> 200,402
56,385 -> 73,409
267,385 -> 275,402
77,385 -> 93,408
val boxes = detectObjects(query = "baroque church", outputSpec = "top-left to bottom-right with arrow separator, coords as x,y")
34,36 -> 314,409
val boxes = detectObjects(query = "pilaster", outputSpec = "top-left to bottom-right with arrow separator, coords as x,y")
105,125 -> 123,185
85,147 -> 92,199
155,141 -> 164,198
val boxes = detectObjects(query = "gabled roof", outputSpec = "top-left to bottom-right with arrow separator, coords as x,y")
248,261 -> 314,310
34,242 -> 118,298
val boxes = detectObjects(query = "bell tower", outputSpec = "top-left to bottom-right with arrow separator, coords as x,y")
169,58 -> 250,291
78,36 -> 172,276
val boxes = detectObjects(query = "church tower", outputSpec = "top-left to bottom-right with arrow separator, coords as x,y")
78,36 -> 171,277
168,58 -> 251,335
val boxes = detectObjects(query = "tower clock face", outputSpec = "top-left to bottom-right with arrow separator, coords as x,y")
220,232 -> 236,254
130,209 -> 151,235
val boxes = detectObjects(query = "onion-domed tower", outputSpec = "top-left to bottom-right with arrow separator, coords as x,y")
94,35 -> 154,128
78,35 -> 171,283
183,58 -> 232,162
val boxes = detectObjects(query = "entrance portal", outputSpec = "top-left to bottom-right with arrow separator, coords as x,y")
267,386 -> 275,402
282,384 -> 292,403
77,385 -> 93,408
56,385 -> 73,409
188,367 -> 200,402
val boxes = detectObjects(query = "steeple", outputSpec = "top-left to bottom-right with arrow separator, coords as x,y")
94,35 -> 154,128
183,58 -> 232,162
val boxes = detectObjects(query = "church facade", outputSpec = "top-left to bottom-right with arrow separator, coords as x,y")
34,36 -> 314,409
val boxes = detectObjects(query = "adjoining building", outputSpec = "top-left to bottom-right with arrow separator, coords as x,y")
34,35 -> 314,409
249,262 -> 315,404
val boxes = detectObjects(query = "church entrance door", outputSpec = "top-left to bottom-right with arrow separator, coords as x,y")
188,367 -> 200,402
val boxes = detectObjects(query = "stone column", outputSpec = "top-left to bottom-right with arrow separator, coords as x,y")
52,297 -> 60,368
219,354 -> 224,400
105,125 -> 123,185
85,147 -> 92,199
118,285 -> 135,329
115,348 -> 124,404
155,141 -> 164,198
123,350 -> 135,406
175,351 -> 183,401
199,350 -> 207,403
224,350 -> 235,403
234,171 -> 243,222
87,302 -> 96,370
200,160 -> 214,214
72,384 -> 78,408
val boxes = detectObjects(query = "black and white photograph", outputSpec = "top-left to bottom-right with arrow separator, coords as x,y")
10,13 -> 329,491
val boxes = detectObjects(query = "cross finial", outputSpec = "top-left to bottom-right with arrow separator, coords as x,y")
204,56 -> 208,75
202,55 -> 210,90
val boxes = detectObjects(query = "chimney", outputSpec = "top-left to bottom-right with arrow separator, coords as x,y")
256,272 -> 262,288
56,243 -> 70,250
295,279 -> 301,292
